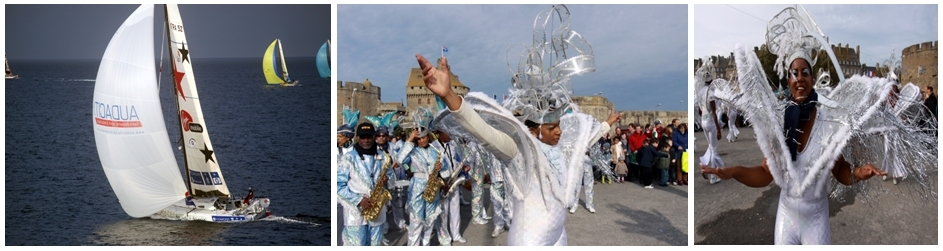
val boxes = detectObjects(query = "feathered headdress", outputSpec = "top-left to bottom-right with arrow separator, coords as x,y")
766,5 -> 825,80
365,111 -> 398,136
412,106 -> 435,137
338,106 -> 359,138
502,4 -> 593,124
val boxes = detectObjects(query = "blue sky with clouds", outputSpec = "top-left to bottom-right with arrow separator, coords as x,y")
338,4 -> 688,111
694,4 -> 938,67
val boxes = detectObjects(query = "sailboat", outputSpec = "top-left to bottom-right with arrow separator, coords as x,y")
262,38 -> 299,86
316,39 -> 330,79
5,54 -> 18,79
92,4 -> 270,222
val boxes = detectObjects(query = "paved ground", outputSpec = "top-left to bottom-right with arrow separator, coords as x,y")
693,126 -> 938,245
338,175 -> 688,246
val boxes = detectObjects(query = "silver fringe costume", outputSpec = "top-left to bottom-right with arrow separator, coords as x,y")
431,5 -> 608,245
397,107 -> 450,246
708,6 -> 937,245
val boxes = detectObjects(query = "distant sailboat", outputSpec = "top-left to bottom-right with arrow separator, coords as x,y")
92,4 -> 270,222
6,54 -> 19,79
262,39 -> 299,86
316,40 -> 331,79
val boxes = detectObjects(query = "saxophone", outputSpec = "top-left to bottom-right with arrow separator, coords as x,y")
362,153 -> 392,221
422,145 -> 446,202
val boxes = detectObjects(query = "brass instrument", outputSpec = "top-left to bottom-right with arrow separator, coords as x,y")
421,151 -> 445,202
421,130 -> 445,202
362,153 -> 392,221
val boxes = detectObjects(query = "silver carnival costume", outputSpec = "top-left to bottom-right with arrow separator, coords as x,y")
708,6 -> 937,245
430,131 -> 468,244
337,123 -> 393,246
336,106 -> 358,245
397,107 -> 449,246
467,140 -> 492,225
428,5 -> 611,245
568,154 -> 596,213
694,62 -> 725,185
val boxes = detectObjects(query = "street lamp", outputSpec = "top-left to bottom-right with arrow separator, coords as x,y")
351,88 -> 358,110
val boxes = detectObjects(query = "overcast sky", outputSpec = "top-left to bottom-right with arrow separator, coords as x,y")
338,4 -> 688,111
693,4 -> 938,66
4,4 -> 331,60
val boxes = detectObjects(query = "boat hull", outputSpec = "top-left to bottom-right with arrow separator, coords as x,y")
150,197 -> 271,223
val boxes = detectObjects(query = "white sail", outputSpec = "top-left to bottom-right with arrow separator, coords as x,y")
93,4 -> 188,218
165,4 -> 231,198
277,39 -> 291,82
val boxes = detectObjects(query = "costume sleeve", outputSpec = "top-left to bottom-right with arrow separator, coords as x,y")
397,142 -> 416,171
449,99 -> 519,161
337,155 -> 363,209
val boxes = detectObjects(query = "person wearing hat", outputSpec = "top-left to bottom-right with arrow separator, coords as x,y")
413,5 -> 621,245
693,6 -> 937,245
430,129 -> 470,244
337,122 -> 394,246
396,107 -> 450,246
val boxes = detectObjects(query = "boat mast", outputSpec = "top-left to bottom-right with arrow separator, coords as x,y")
164,4 -> 193,195
277,39 -> 290,82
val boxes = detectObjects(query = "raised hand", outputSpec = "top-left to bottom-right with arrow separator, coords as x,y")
606,110 -> 622,126
416,54 -> 463,111
416,54 -> 452,98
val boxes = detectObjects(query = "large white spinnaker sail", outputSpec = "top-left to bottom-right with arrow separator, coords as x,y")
93,4 -> 187,218
165,4 -> 231,198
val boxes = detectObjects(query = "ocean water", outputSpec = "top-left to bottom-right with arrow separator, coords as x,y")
4,57 -> 331,245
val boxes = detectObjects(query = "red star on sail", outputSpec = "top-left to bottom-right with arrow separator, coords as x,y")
173,61 -> 186,101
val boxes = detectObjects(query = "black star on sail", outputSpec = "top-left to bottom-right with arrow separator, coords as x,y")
178,41 -> 190,64
201,143 -> 215,164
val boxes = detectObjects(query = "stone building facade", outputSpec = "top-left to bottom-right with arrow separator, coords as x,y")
828,43 -> 862,78
336,79 -> 381,126
572,95 -> 688,136
901,40 -> 938,92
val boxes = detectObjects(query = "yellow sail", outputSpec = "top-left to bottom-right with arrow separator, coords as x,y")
262,39 -> 284,84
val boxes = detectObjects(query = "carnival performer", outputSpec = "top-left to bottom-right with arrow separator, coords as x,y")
417,5 -> 620,245
337,106 -> 359,157
336,106 -> 359,237
694,63 -> 724,185
467,140 -> 493,225
701,5 -> 936,245
431,129 -> 470,244
397,108 -> 449,246
366,111 -> 408,230
482,146 -> 512,238
337,123 -> 394,246
568,153 -> 596,213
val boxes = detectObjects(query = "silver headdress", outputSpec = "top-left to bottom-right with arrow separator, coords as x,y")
766,5 -> 840,82
882,48 -> 902,82
411,106 -> 435,137
502,4 -> 594,124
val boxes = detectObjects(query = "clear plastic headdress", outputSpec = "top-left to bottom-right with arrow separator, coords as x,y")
412,106 -> 435,137
695,56 -> 716,86
766,5 -> 824,80
338,106 -> 360,137
882,48 -> 902,82
502,4 -> 594,124
365,111 -> 398,135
